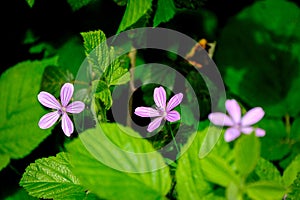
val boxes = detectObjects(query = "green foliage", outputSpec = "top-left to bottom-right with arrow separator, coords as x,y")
215,0 -> 300,117
66,0 -> 97,11
0,57 -> 58,169
199,126 -> 222,158
20,153 -> 87,200
66,123 -> 172,200
4,189 -> 38,200
287,173 -> 300,200
246,181 -> 286,200
283,155 -> 300,187
153,0 -> 176,27
25,0 -> 34,7
234,134 -> 260,177
254,158 -> 282,184
117,0 -> 153,33
0,154 -> 10,171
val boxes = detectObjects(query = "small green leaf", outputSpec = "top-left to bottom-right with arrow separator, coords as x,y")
283,155 -> 300,187
234,134 -> 260,176
117,0 -> 153,33
66,123 -> 171,200
287,173 -> 300,200
25,0 -> 35,7
246,181 -> 286,200
153,0 -> 176,27
0,154 -> 10,171
200,154 -> 239,187
199,126 -> 222,159
20,153 -> 86,199
66,0 -> 96,11
0,57 -> 58,159
254,157 -> 282,184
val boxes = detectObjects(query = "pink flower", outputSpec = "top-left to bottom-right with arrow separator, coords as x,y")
134,86 -> 183,132
38,83 -> 85,137
208,99 -> 265,142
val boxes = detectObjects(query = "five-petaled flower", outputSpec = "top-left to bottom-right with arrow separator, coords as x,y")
38,83 -> 85,137
134,86 -> 183,132
208,99 -> 265,142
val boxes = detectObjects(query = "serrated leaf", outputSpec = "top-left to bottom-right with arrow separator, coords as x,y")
287,173 -> 300,200
4,189 -> 38,200
153,0 -> 176,27
20,152 -> 86,200
246,181 -> 286,200
283,155 -> 300,187
117,0 -> 153,33
66,0 -> 96,11
0,154 -> 10,171
0,58 -> 58,159
254,157 -> 282,184
66,123 -> 172,200
234,134 -> 260,177
26,0 -> 34,7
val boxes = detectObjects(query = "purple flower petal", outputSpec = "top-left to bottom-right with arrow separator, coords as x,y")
60,83 -> 74,107
255,128 -> 266,137
241,107 -> 265,126
166,93 -> 183,112
225,99 -> 241,124
38,92 -> 61,109
134,107 -> 160,117
241,127 -> 253,134
153,87 -> 166,109
61,113 -> 74,137
166,110 -> 180,122
147,117 -> 163,132
66,101 -> 85,114
208,112 -> 234,126
38,111 -> 60,129
224,128 -> 241,142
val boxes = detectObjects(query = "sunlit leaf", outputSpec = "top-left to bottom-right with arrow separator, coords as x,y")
246,181 -> 286,200
254,157 -> 282,184
66,123 -> 172,200
0,57 -> 58,160
287,173 -> 300,200
283,155 -> 300,187
117,0 -> 152,33
25,0 -> 35,7
20,153 -> 86,199
153,0 -> 176,27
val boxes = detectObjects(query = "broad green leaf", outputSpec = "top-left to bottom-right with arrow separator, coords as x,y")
215,0 -> 300,117
153,0 -> 176,27
176,131 -> 215,199
0,154 -> 10,171
0,58 -> 58,160
66,123 -> 171,200
200,154 -> 239,187
199,126 -> 222,159
117,0 -> 153,33
4,189 -> 38,200
226,182 -> 242,200
234,134 -> 260,176
283,155 -> 300,187
254,157 -> 282,184
287,173 -> 300,200
66,0 -> 96,11
20,152 -> 86,200
246,181 -> 286,200
259,119 -> 290,160
26,0 -> 34,7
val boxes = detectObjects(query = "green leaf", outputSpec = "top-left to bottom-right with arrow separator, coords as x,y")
66,0 -> 96,11
0,154 -> 10,171
287,173 -> 300,200
0,58 -> 58,159
246,181 -> 286,200
215,0 -> 300,117
283,155 -> 300,187
4,189 -> 38,200
226,182 -> 242,200
254,157 -> 282,184
234,134 -> 260,177
25,0 -> 34,7
117,0 -> 153,33
200,154 -> 239,187
20,152 -> 86,200
153,0 -> 176,27
66,123 -> 172,200
176,131 -> 214,199
199,126 -> 222,159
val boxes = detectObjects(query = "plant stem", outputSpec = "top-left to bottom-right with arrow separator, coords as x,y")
285,114 -> 291,138
168,123 -> 180,155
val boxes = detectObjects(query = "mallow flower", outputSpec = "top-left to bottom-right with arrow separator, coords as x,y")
135,86 -> 183,132
208,99 -> 265,142
38,83 -> 85,137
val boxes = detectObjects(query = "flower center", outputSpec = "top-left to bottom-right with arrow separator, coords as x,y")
157,106 -> 166,118
61,106 -> 67,113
